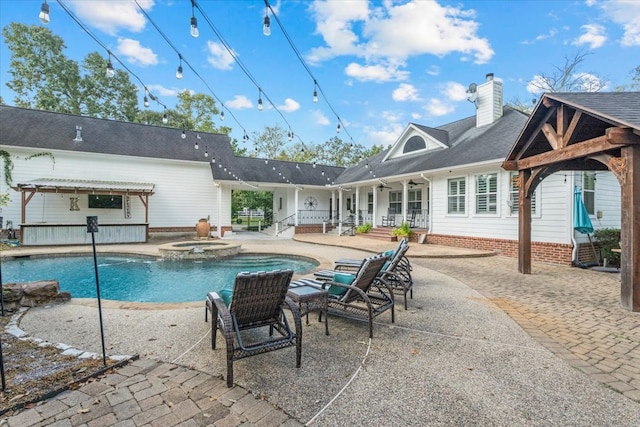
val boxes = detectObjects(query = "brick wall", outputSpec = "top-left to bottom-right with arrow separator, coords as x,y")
149,225 -> 233,237
295,224 -> 335,234
427,233 -> 574,265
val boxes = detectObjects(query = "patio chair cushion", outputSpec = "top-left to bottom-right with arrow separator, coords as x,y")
383,249 -> 395,257
329,273 -> 355,296
219,289 -> 233,306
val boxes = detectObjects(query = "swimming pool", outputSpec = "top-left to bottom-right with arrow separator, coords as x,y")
3,254 -> 319,303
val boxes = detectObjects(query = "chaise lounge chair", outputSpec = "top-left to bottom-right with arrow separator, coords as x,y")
314,239 -> 414,309
206,269 -> 302,387
290,254 -> 394,338
332,237 -> 412,274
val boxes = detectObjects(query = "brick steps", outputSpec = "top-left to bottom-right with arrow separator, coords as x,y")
363,227 -> 397,242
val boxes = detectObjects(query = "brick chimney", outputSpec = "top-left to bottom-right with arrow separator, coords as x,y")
476,73 -> 503,127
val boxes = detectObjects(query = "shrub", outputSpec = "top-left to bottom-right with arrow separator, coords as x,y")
356,222 -> 372,234
593,228 -> 621,267
392,222 -> 413,238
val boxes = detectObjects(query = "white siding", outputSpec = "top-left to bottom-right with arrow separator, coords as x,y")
1,147 -> 218,228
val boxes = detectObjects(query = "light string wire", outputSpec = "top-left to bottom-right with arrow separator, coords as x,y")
192,0 -> 308,152
265,0 -> 356,147
55,0 -> 167,112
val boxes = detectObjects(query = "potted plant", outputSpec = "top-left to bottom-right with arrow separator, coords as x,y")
392,222 -> 413,239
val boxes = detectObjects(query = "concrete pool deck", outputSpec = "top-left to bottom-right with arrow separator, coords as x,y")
3,232 -> 640,426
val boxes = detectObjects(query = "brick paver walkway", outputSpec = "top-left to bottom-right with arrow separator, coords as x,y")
6,358 -> 300,427
420,256 -> 640,403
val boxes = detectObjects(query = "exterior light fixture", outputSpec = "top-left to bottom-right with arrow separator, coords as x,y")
106,54 -> 115,78
257,89 -> 263,111
143,94 -> 149,108
288,131 -> 293,141
39,1 -> 50,24
176,62 -> 183,79
220,109 -> 225,121
204,146 -> 208,157
181,130 -> 186,139
263,11 -> 271,36
162,110 -> 168,124
190,1 -> 199,37
336,122 -> 341,133
313,80 -> 318,103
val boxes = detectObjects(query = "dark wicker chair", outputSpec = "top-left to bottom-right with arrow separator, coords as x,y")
292,255 -> 394,338
206,269 -> 302,387
314,239 -> 414,309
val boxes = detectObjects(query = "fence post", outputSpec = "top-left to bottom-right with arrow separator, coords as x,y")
323,221 -> 326,234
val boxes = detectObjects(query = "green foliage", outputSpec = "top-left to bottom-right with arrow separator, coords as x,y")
392,222 -> 413,238
355,222 -> 372,234
231,190 -> 273,221
593,228 -> 621,267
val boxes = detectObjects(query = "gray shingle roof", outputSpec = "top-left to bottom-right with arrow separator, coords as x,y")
336,107 -> 529,184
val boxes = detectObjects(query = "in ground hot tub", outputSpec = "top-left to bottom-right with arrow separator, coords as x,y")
158,241 -> 242,260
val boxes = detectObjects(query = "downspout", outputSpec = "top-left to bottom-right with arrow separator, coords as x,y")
570,173 -> 578,265
421,173 -> 432,233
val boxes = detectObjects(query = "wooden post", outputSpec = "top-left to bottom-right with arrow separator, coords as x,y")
619,145 -> 640,311
518,169 -> 532,274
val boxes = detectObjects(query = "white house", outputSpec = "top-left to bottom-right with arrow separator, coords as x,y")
0,76 -> 631,268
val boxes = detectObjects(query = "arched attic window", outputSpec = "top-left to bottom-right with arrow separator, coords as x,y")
403,135 -> 426,154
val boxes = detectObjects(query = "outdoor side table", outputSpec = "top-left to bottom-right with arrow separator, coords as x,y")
287,285 -> 329,336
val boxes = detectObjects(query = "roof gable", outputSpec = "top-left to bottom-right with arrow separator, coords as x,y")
382,123 -> 449,162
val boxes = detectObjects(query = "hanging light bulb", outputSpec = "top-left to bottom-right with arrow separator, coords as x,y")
211,156 -> 216,164
176,56 -> 183,79
105,54 -> 115,78
336,122 -> 341,133
313,80 -> 318,103
143,94 -> 149,108
288,131 -> 293,141
39,1 -> 50,24
162,110 -> 168,124
181,130 -> 186,139
220,109 -> 225,121
194,134 -> 200,149
257,89 -> 264,111
190,2 -> 199,38
204,145 -> 208,157
263,10 -> 271,36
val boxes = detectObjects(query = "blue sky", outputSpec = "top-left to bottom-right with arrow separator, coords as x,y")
1,0 -> 638,150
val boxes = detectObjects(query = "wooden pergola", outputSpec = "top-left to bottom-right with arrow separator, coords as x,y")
503,92 -> 640,312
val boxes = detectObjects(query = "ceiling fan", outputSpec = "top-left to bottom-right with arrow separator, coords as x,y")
408,179 -> 423,188
377,183 -> 391,192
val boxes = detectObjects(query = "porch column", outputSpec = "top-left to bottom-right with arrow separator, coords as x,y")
402,180 -> 409,223
518,170 -> 532,274
215,183 -> 223,238
331,190 -> 336,225
338,188 -> 343,234
294,188 -> 300,226
620,145 -> 640,311
355,187 -> 360,226
372,185 -> 378,227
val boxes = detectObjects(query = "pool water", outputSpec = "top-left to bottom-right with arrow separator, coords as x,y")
3,254 -> 318,303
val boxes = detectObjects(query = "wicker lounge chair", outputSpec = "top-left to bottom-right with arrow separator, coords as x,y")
206,269 -> 302,387
332,237 -> 412,273
291,255 -> 394,338
314,239 -> 414,309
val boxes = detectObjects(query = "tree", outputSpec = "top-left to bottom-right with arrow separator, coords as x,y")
615,65 -> 640,91
251,124 -> 290,160
3,22 -> 140,120
508,49 -> 607,114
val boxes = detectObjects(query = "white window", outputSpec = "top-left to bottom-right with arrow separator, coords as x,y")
509,172 -> 537,215
447,178 -> 466,214
583,172 -> 595,215
475,173 -> 497,214
389,191 -> 402,214
408,189 -> 422,212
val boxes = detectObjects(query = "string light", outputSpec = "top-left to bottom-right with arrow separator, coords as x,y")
262,3 -> 271,36
257,89 -> 264,111
162,109 -> 168,124
189,0 -> 199,37
336,122 -> 341,134
204,145 -> 208,157
313,80 -> 318,103
176,55 -> 183,79
105,52 -> 115,78
39,1 -> 50,24
220,109 -> 225,121
181,130 -> 186,139
143,91 -> 149,108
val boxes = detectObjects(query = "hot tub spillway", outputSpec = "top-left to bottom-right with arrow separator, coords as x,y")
158,241 -> 242,260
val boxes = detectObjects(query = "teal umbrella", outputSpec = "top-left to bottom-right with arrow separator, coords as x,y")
574,186 -> 593,234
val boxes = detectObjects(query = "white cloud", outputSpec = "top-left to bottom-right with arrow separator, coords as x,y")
392,83 -> 420,101
573,24 -> 607,49
68,0 -> 153,35
423,98 -> 455,117
536,28 -> 559,41
575,72 -> 608,92
226,95 -> 253,110
526,73 -> 607,94
207,41 -> 235,70
146,84 -> 180,97
600,0 -> 640,46
365,123 -> 404,147
278,98 -> 300,113
381,111 -> 402,122
441,82 -> 467,101
312,110 -> 330,126
526,75 -> 552,94
308,0 -> 494,65
426,66 -> 440,76
116,38 -> 158,66
411,112 -> 422,120
345,63 -> 409,82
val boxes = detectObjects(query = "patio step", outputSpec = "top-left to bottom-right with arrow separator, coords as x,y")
363,227 -> 397,242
